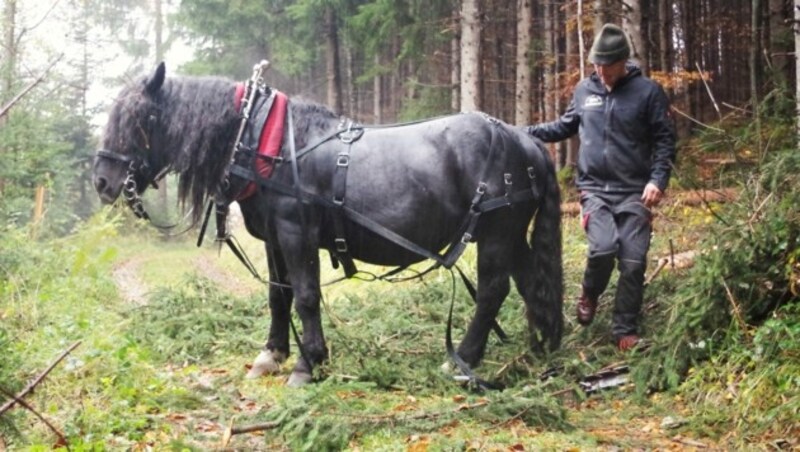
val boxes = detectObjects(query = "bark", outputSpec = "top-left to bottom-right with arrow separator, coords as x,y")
451,29 -> 460,112
460,0 -> 481,112
2,0 -> 16,104
750,0 -> 762,108
374,53 -> 382,122
795,0 -> 800,138
658,0 -> 670,72
324,6 -> 342,113
767,0 -> 790,77
543,0 -> 555,123
154,0 -> 169,213
622,0 -> 648,73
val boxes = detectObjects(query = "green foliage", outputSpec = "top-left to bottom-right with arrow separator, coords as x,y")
127,276 -> 267,363
397,84 -> 451,121
626,103 -> 800,443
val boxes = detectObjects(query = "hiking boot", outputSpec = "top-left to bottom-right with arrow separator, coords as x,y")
617,334 -> 641,351
576,292 -> 597,326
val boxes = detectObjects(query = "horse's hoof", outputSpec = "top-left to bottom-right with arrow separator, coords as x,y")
440,361 -> 455,374
245,350 -> 286,379
286,371 -> 313,387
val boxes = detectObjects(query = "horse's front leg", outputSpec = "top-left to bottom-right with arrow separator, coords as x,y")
278,224 -> 327,387
247,243 -> 292,378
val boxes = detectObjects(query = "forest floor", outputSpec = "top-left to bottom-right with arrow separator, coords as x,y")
95,214 -> 729,451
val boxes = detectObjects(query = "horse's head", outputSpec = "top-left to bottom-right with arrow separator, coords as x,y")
93,62 -> 170,208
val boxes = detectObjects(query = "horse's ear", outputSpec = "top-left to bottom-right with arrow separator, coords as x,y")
145,62 -> 166,97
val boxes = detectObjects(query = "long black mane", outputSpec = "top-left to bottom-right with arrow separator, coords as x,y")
103,74 -> 340,221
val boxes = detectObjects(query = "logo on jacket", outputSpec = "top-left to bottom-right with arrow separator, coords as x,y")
584,95 -> 603,108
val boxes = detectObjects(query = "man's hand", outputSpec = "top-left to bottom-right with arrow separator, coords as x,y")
641,182 -> 664,208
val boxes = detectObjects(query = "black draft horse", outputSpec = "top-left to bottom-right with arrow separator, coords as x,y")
93,63 -> 563,386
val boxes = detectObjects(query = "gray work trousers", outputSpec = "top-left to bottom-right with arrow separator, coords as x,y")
580,191 -> 652,339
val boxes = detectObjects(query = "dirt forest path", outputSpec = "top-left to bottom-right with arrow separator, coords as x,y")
111,247 -> 262,306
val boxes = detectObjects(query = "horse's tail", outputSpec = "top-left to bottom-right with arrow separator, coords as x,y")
528,143 -> 564,352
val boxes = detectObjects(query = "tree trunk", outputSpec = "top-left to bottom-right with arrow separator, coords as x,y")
460,0 -> 481,111
767,0 -> 789,80
658,0 -> 670,72
2,0 -> 16,104
623,0 -> 648,72
373,53 -> 382,123
515,0 -> 532,125
324,6 -> 342,113
750,0 -> 761,109
451,30 -> 460,112
154,0 -> 169,214
795,0 -> 800,138
543,0 -> 555,123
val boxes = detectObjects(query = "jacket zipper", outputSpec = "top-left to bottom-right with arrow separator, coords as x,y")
603,95 -> 615,192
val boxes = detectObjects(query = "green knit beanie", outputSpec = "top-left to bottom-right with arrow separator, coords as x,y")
589,24 -> 630,65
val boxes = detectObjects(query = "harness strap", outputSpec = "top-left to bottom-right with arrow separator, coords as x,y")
330,132 -> 357,277
229,164 -> 447,265
446,266 -> 506,391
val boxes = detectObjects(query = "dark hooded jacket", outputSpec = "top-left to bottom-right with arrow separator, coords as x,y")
528,64 -> 676,193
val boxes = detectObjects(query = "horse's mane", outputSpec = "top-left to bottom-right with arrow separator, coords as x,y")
286,98 -> 340,149
104,74 -> 341,223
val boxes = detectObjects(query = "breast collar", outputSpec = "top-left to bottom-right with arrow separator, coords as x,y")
232,82 -> 288,201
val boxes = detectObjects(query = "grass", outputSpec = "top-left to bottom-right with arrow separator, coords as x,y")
1,180 -> 797,449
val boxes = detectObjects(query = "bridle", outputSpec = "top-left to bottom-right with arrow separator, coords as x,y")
95,104 -> 173,223
95,148 -> 152,220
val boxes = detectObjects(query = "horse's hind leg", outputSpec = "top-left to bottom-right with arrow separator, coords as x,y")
247,243 -> 292,378
512,244 -> 563,354
457,236 -> 513,368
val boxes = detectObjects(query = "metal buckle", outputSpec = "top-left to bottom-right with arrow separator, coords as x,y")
476,182 -> 487,195
461,232 -> 473,244
504,173 -> 512,186
337,153 -> 350,167
527,166 -> 536,180
335,238 -> 348,253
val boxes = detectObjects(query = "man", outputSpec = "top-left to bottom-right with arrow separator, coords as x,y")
525,23 -> 676,350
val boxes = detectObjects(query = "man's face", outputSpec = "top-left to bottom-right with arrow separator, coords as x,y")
594,60 -> 627,90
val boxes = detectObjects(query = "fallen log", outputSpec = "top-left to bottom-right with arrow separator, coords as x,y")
645,250 -> 698,286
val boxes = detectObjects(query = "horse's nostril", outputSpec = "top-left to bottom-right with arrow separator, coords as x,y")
94,176 -> 107,192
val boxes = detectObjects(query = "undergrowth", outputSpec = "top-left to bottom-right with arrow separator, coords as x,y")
127,276 -> 268,364
627,111 -> 800,443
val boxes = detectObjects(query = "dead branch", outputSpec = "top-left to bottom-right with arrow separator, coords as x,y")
0,387 -> 67,446
721,279 -> 748,334
0,340 -> 81,417
645,250 -> 698,286
0,54 -> 63,120
696,62 -> 721,121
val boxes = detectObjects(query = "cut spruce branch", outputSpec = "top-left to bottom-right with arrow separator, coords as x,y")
220,401 -> 491,447
0,340 -> 81,417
